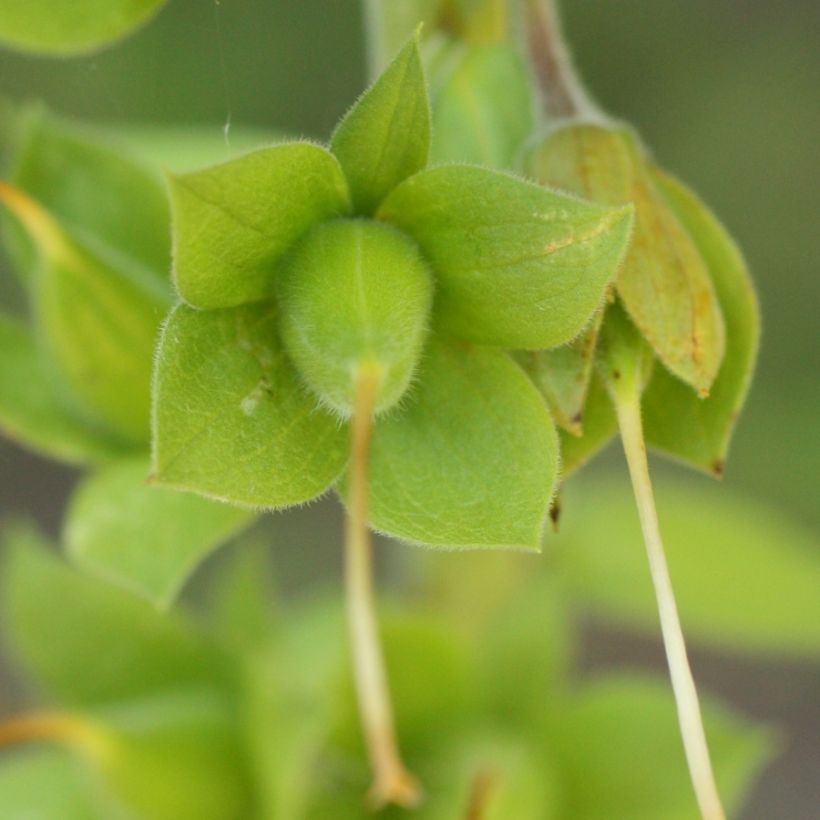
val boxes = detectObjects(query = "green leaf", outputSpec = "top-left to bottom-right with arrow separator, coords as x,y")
169,143 -> 350,309
550,677 -> 775,820
430,42 -> 534,169
65,456 -> 254,607
1,525 -> 229,705
277,219 -> 433,416
0,750 -> 110,819
378,165 -> 633,349
331,35 -> 430,215
0,184 -> 170,443
152,303 -> 349,508
0,0 -> 167,56
90,691 -> 251,820
557,478 -> 820,657
363,337 -> 558,549
6,106 -> 170,284
643,170 -> 760,476
516,312 -> 602,436
0,314 -> 130,464
557,373 -> 617,479
528,125 -> 726,393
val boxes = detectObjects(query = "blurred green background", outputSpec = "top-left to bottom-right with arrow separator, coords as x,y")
0,1 -> 817,818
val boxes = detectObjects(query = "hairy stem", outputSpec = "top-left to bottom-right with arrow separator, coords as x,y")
522,0 -> 599,119
346,363 -> 421,809
615,386 -> 726,820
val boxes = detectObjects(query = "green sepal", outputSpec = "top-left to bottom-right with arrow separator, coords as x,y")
0,0 -> 168,56
0,185 -> 170,443
558,373 -> 617,479
1,525 -> 229,705
277,218 -> 433,416
595,298 -> 655,405
357,337 -> 558,549
152,303 -> 349,509
516,310 -> 603,436
528,124 -> 726,393
430,42 -> 534,170
169,143 -> 351,309
0,314 -> 131,464
6,106 -> 171,285
331,35 -> 430,215
642,170 -> 760,476
379,164 -> 633,349
65,456 -> 254,608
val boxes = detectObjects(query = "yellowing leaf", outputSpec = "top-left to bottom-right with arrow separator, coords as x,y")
643,170 -> 760,475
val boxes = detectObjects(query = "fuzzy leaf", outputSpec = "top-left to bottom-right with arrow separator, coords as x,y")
1,526 -> 228,705
550,677 -> 775,820
430,42 -> 534,169
378,165 -> 633,349
643,170 -> 760,475
0,314 -> 129,464
516,311 -> 602,436
65,456 -> 254,607
558,478 -> 820,657
6,106 -> 170,284
169,143 -> 350,309
152,303 -> 349,508
0,0 -> 167,56
362,337 -> 558,549
0,183 -> 170,443
331,36 -> 430,215
277,219 -> 433,415
529,125 -> 726,393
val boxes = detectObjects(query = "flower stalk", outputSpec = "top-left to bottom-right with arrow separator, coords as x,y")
345,362 -> 421,809
615,380 -> 726,820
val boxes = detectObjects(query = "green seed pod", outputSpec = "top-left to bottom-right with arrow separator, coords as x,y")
526,123 -> 726,396
277,218 -> 433,417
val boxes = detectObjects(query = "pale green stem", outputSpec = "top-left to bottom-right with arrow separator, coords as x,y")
615,384 -> 726,820
346,364 -> 421,809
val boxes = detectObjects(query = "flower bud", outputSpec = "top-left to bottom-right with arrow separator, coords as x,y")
277,219 -> 433,417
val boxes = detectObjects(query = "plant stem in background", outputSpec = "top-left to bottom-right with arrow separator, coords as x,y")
523,0 -> 600,120
0,712 -> 108,759
345,363 -> 421,809
616,384 -> 726,820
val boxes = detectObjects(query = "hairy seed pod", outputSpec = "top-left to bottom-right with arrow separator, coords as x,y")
277,219 -> 433,417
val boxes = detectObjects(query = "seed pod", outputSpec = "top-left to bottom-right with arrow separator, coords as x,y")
277,219 -> 433,417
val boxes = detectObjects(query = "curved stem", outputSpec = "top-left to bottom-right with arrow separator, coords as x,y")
615,386 -> 726,820
522,0 -> 600,120
345,363 -> 421,809
0,712 -> 107,759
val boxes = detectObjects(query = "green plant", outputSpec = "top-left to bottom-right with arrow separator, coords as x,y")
0,1 -> 813,818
